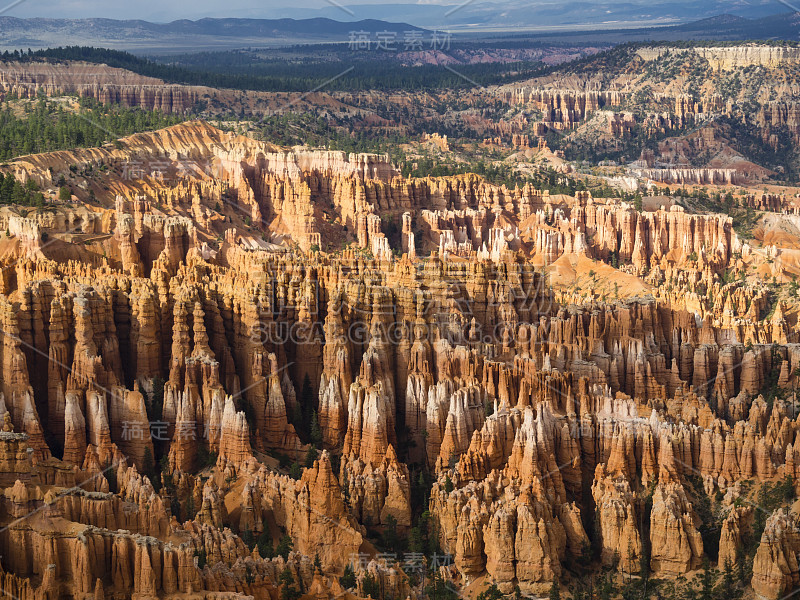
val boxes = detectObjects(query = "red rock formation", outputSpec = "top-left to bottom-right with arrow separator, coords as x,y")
649,482 -> 704,575
217,396 -> 252,471
752,510 -> 800,599
0,118 -> 796,599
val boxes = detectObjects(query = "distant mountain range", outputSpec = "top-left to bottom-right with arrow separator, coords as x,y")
655,12 -> 800,41
515,12 -> 800,44
0,6 -> 798,56
273,0 -> 789,30
0,17 -> 426,54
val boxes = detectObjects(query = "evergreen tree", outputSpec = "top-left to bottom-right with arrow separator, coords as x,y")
289,461 -> 302,480
700,557 -> 714,600
426,572 -> 457,600
363,573 -> 381,600
256,532 -> 274,558
291,403 -> 302,431
717,559 -> 739,600
477,584 -> 504,600
381,514 -> 405,555
297,373 -> 314,440
304,445 -> 319,468
242,526 -> 255,550
598,571 -> 615,600
276,534 -> 293,560
310,410 -> 323,447
0,96 -> 183,162
408,525 -> 425,554
279,567 -> 301,600
340,564 -> 356,589
148,376 -> 165,422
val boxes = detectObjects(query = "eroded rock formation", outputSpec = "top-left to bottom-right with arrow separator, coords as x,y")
0,120 -> 797,599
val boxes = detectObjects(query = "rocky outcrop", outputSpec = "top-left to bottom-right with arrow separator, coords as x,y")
0,117 -> 797,599
718,505 -> 753,569
592,465 -> 641,572
648,482 -> 704,576
0,60 -> 198,112
752,510 -> 800,599
217,396 -> 252,471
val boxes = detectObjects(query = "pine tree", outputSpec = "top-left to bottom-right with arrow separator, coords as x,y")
477,584 -> 504,600
298,373 -> 314,440
148,376 -> 165,421
310,410 -> 323,447
700,557 -> 714,600
363,573 -> 381,600
276,534 -> 293,560
289,462 -> 302,480
257,532 -> 274,558
484,398 -> 494,417
304,445 -> 319,468
425,572 -> 457,600
242,525 -> 255,550
340,564 -> 356,589
719,559 -> 739,600
279,567 -> 301,600
382,514 -> 402,554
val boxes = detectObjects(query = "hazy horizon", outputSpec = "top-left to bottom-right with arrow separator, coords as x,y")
1,0 -> 790,24
4,0 -> 463,22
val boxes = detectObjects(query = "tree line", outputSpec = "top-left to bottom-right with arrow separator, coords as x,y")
6,46 -> 549,92
0,173 -> 46,207
0,96 -> 184,161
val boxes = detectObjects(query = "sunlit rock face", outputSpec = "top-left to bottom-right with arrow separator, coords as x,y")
0,117 -> 798,599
